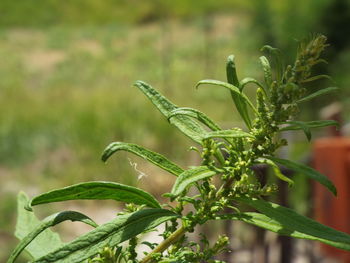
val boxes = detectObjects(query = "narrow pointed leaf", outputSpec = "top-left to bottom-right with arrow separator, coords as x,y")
8,211 -> 97,263
14,192 -> 63,259
167,107 -> 221,131
267,156 -> 337,195
280,120 -> 339,131
255,158 -> 294,186
234,197 -> 350,251
259,56 -> 272,86
226,55 -> 253,129
280,121 -> 312,141
33,209 -> 178,263
196,79 -> 257,114
297,87 -> 338,103
171,166 -> 218,196
204,129 -> 254,140
29,181 -> 161,209
135,81 -> 206,144
102,142 -> 183,176
300,74 -> 331,83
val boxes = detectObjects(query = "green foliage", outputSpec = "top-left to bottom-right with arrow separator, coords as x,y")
28,181 -> 161,209
14,193 -> 63,259
235,197 -> 350,250
9,35 -> 350,263
102,142 -> 184,176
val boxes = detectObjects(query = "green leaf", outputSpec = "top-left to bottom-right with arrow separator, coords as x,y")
14,192 -> 63,259
259,56 -> 272,86
195,79 -> 257,114
267,156 -> 337,196
240,77 -> 266,94
226,55 -> 240,87
296,87 -> 338,103
102,142 -> 184,176
135,81 -> 207,144
261,45 -> 284,81
204,129 -> 254,140
280,120 -> 339,131
255,158 -> 294,186
8,210 -> 97,263
233,197 -> 350,251
29,181 -> 161,209
33,209 -> 178,263
167,107 -> 221,131
226,55 -> 253,130
280,121 -> 312,141
300,74 -> 331,83
171,166 -> 218,196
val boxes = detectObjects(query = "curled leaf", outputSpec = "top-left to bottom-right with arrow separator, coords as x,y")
240,77 -> 266,95
102,142 -> 184,176
167,107 -> 221,131
135,81 -> 207,144
196,79 -> 257,114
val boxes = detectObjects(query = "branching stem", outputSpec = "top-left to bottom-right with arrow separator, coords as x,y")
140,225 -> 186,263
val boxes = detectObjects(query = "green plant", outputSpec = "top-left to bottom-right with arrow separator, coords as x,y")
8,34 -> 350,263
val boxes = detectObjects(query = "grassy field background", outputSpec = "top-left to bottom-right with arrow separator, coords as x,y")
1,0 -> 349,261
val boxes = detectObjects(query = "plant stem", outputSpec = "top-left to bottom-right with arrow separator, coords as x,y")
140,225 -> 186,263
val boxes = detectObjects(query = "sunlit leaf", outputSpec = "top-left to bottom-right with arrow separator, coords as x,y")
135,81 -> 207,144
102,142 -> 184,176
204,129 -> 254,140
29,181 -> 161,209
33,209 -> 178,263
171,166 -> 219,196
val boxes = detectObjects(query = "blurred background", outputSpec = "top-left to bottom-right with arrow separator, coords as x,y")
0,0 -> 349,262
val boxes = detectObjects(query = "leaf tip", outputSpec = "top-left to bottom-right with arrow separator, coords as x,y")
226,54 -> 235,64
24,201 -> 33,212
